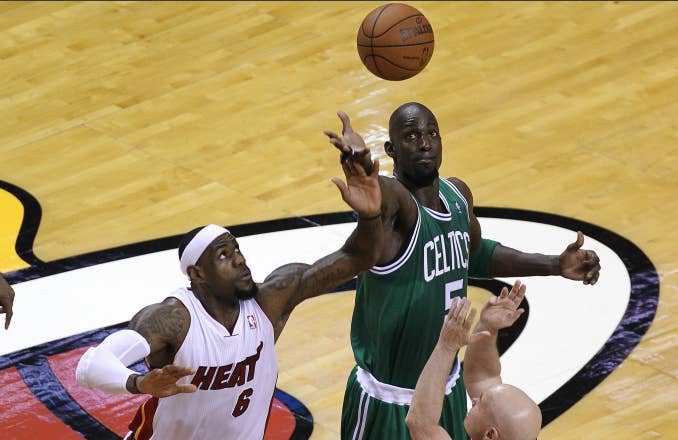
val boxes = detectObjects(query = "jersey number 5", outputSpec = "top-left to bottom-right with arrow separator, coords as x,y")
444,279 -> 464,315
233,388 -> 254,417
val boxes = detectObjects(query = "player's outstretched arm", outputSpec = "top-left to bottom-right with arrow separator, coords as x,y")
406,298 -> 488,440
489,231 -> 601,285
257,158 -> 383,340
76,299 -> 197,398
448,177 -> 601,285
0,274 -> 15,329
464,280 -> 526,399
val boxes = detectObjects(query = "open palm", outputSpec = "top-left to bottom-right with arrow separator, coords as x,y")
480,280 -> 526,331
137,364 -> 198,398
331,158 -> 381,218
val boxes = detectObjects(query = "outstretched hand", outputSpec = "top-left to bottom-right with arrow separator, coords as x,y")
439,297 -> 490,352
480,280 -> 526,332
332,157 -> 382,219
0,275 -> 15,330
559,231 -> 601,285
324,111 -> 374,175
137,364 -> 198,398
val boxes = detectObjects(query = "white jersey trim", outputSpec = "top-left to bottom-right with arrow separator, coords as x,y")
423,190 -> 452,221
440,178 -> 470,223
369,200 -> 421,275
355,358 -> 461,406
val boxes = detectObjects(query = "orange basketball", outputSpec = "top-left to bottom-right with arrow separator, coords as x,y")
357,3 -> 434,81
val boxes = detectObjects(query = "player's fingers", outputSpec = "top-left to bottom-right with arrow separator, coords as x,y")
465,308 -> 477,330
353,161 -> 368,177
337,110 -> 353,134
323,130 -> 339,139
591,270 -> 600,285
499,287 -> 509,299
329,138 -> 349,152
163,364 -> 195,378
512,309 -> 525,321
451,297 -> 463,320
457,298 -> 471,323
4,309 -> 12,329
567,231 -> 585,251
175,384 -> 198,394
371,158 -> 380,176
445,298 -> 458,321
510,279 -> 522,296
331,177 -> 349,200
514,283 -> 526,304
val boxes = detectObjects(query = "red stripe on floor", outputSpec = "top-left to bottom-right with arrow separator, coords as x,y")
0,366 -> 81,439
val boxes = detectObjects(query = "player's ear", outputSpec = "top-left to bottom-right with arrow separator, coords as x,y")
187,265 -> 206,284
483,427 -> 499,439
384,140 -> 395,158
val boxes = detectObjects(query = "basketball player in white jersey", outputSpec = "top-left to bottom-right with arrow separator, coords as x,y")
0,274 -> 15,329
76,158 -> 383,440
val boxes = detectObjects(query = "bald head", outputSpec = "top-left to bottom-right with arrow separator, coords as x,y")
388,102 -> 438,140
465,384 -> 541,440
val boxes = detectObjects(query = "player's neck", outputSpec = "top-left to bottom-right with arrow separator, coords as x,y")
192,285 -> 241,332
394,170 -> 441,209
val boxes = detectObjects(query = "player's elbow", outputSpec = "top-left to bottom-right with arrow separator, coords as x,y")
405,412 -> 430,440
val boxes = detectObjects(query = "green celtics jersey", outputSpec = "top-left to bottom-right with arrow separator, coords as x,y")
351,177 -> 471,389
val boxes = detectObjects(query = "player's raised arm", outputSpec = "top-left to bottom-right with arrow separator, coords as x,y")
256,158 -> 383,339
0,274 -> 15,330
76,300 -> 197,398
406,298 -> 488,440
464,280 -> 525,399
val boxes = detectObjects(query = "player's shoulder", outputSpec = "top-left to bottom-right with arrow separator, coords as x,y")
131,296 -> 190,325
378,174 -> 405,192
378,174 -> 416,211
445,176 -> 474,205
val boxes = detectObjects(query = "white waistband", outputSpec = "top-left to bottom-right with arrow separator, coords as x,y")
355,358 -> 461,406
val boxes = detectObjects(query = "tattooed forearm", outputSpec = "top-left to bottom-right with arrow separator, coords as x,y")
297,252 -> 356,302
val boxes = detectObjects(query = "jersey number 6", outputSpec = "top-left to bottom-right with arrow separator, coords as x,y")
232,388 -> 254,417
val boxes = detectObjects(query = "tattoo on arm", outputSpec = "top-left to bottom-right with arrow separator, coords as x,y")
129,302 -> 188,354
263,264 -> 306,292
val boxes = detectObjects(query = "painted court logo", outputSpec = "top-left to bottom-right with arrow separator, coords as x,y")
0,180 -> 659,438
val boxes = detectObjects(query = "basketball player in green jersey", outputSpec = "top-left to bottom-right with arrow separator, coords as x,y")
0,274 -> 15,329
324,102 -> 601,440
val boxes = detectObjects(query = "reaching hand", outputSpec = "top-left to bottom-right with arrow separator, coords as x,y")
136,364 -> 198,398
480,280 -> 526,332
324,111 -> 374,175
0,275 -> 15,330
559,231 -> 601,285
331,157 -> 382,219
439,297 -> 490,352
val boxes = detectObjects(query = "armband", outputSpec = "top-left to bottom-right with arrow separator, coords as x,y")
76,329 -> 151,395
468,238 -> 500,279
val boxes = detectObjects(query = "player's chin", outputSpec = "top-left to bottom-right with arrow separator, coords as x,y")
235,282 -> 258,300
411,167 -> 439,185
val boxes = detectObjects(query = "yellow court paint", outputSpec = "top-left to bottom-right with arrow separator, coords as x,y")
0,188 -> 29,272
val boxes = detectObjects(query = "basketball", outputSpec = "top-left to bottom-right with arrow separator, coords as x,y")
357,3 -> 434,81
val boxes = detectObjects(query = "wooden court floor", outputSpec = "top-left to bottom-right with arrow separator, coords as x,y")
1,1 -> 677,438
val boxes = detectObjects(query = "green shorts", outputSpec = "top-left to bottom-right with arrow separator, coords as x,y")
340,365 -> 469,440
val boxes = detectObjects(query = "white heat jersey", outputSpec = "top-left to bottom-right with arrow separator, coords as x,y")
129,287 -> 278,440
